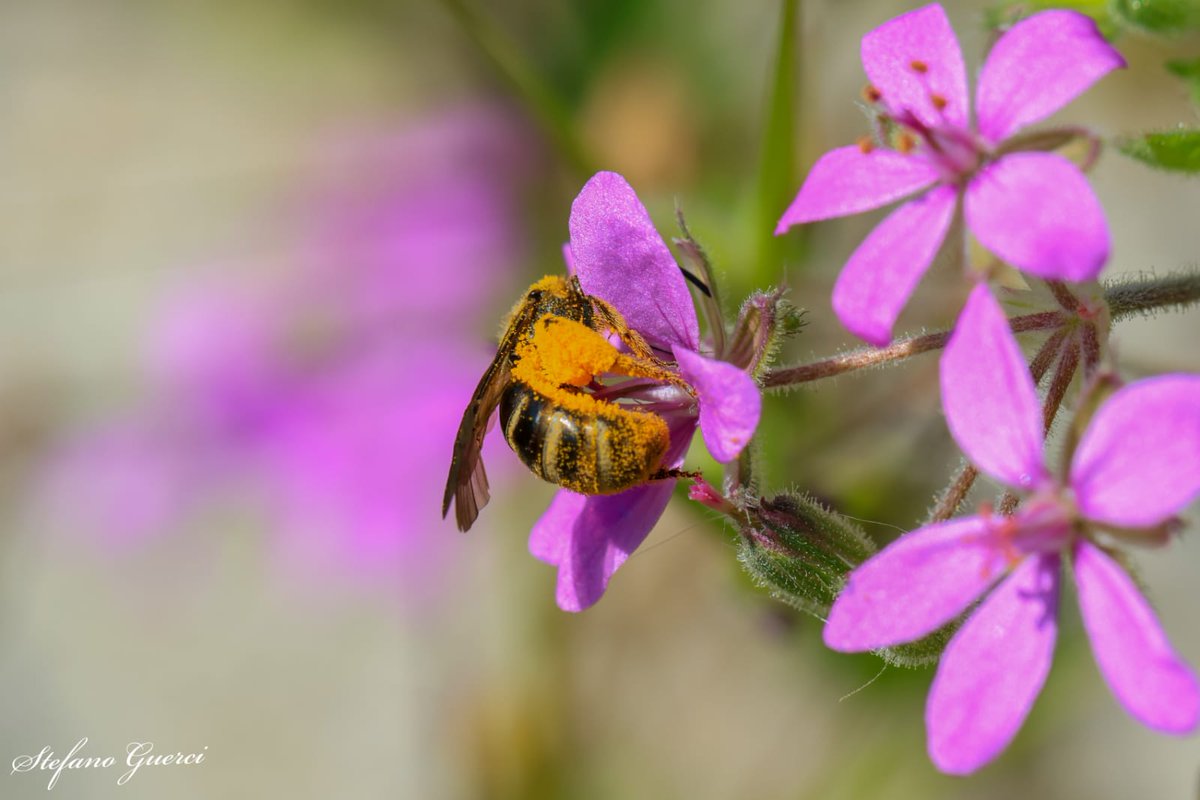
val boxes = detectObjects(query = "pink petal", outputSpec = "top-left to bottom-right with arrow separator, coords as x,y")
926,554 -> 1060,775
965,152 -> 1109,281
528,418 -> 695,612
831,184 -> 956,346
1070,375 -> 1200,528
941,283 -> 1048,489
673,346 -> 761,463
528,483 -> 676,612
775,145 -> 939,232
528,489 -> 578,566
569,171 -> 699,351
561,242 -> 576,275
975,10 -> 1125,144
861,4 -> 969,131
824,516 -> 1006,652
1074,541 -> 1200,733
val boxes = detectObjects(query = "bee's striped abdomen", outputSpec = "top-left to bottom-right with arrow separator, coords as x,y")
501,382 -> 600,494
538,405 -> 593,489
592,409 -> 667,492
500,382 -> 546,470
499,381 -> 669,496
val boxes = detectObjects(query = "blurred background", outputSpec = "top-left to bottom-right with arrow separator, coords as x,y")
1,0 -> 1198,797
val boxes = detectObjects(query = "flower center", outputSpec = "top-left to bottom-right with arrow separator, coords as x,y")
908,118 -> 984,181
862,60 -> 990,183
981,489 -> 1076,562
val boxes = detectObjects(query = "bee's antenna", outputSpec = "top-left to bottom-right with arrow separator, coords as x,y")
679,265 -> 712,297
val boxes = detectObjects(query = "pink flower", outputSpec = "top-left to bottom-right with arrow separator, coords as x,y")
823,283 -> 1200,774
776,4 -> 1125,345
529,172 -> 761,612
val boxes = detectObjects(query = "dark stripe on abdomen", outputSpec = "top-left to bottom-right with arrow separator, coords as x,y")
500,383 -> 548,479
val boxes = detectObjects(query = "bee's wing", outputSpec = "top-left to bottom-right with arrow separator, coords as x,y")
442,294 -> 540,532
441,357 -> 511,532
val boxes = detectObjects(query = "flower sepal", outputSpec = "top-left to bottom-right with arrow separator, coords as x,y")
1089,517 -> 1183,549
733,491 -> 876,618
993,125 -> 1101,164
724,289 -> 805,379
671,212 -> 728,357
737,491 -> 963,666
876,621 -> 960,668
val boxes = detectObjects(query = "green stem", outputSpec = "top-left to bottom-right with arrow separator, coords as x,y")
1105,272 -> 1200,321
439,0 -> 595,177
754,0 -> 799,277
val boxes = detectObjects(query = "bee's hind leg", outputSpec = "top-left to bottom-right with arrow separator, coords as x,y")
649,467 -> 703,482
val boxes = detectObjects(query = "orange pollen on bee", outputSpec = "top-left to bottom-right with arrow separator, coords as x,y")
509,318 -> 671,466
519,316 -> 619,389
930,93 -> 947,111
909,59 -> 928,74
861,83 -> 882,103
857,136 -> 876,154
510,315 -> 679,413
528,274 -> 566,292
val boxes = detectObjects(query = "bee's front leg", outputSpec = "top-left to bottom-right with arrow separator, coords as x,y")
588,296 -> 660,362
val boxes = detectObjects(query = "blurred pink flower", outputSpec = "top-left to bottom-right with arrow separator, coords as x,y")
776,4 -> 1124,345
45,106 -> 533,589
298,107 -> 533,328
823,284 -> 1200,774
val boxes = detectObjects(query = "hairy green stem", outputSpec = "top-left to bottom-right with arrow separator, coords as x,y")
1106,272 -> 1200,321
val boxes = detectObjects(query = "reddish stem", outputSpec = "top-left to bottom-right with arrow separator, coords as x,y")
764,310 -> 1064,388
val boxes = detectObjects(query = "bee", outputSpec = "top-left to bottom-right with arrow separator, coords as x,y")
442,274 -> 691,532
